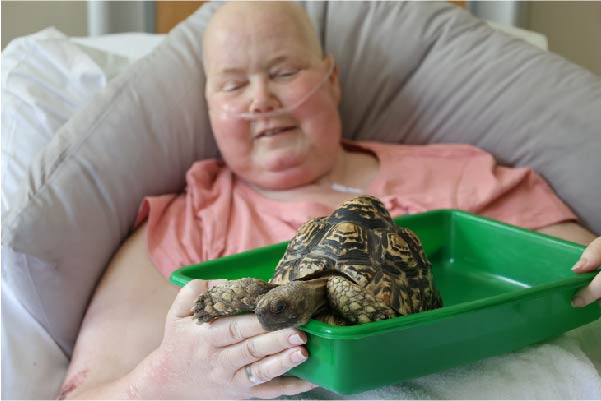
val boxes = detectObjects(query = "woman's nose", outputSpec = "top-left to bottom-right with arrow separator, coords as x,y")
249,79 -> 280,114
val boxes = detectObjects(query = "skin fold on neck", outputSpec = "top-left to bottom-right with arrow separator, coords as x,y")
247,145 -> 380,207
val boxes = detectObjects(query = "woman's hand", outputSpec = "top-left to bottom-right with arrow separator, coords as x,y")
136,279 -> 316,399
571,237 -> 601,307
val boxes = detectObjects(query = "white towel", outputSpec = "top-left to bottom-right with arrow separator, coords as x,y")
285,318 -> 601,400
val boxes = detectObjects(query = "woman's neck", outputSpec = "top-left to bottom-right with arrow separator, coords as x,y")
313,147 -> 372,192
248,145 -> 380,206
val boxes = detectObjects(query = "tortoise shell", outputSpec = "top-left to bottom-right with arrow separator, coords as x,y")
269,195 -> 443,316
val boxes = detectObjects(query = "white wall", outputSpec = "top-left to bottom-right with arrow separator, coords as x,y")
527,1 -> 601,75
1,1 -> 87,49
1,0 -> 154,50
2,1 -> 600,75
470,0 -> 601,75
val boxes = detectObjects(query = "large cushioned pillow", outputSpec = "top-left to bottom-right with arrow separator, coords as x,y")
2,1 -> 600,357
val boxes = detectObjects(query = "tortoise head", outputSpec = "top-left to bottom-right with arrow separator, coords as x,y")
255,280 -> 328,331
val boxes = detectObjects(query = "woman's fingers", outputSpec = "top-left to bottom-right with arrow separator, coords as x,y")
206,314 -> 269,346
572,272 -> 601,307
571,237 -> 601,307
220,328 -> 307,368
251,376 -> 318,399
169,279 -> 227,318
159,279 -> 315,399
235,347 -> 309,386
572,237 -> 601,272
170,279 -> 209,318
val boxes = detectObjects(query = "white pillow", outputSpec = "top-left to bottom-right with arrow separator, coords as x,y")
1,27 -> 132,214
71,32 -> 166,59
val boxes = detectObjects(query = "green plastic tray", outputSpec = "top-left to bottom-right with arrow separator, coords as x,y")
171,210 -> 600,394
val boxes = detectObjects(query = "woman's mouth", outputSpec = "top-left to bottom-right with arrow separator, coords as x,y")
255,126 -> 297,139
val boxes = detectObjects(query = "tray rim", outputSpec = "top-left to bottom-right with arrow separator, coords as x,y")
170,209 -> 597,339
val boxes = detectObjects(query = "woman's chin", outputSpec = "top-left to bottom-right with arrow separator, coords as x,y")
264,154 -> 304,172
244,142 -> 336,190
253,144 -> 308,172
249,163 -> 319,191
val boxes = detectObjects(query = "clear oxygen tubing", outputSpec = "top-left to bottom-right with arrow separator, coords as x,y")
210,59 -> 336,121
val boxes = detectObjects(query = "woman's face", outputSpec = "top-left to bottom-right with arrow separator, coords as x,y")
203,4 -> 342,190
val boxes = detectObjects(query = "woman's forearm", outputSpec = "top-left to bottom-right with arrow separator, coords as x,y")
536,221 -> 596,245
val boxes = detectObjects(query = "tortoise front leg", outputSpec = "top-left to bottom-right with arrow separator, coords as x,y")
327,275 -> 396,324
193,278 -> 277,324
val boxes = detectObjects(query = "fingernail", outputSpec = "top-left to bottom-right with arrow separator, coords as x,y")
289,333 -> 305,345
572,258 -> 587,271
572,296 -> 586,307
290,348 -> 307,363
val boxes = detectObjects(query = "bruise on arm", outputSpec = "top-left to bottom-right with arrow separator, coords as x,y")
57,369 -> 88,400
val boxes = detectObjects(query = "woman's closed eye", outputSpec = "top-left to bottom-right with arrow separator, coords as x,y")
270,68 -> 299,80
222,80 -> 248,92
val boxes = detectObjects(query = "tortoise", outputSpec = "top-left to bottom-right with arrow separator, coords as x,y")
193,195 -> 443,331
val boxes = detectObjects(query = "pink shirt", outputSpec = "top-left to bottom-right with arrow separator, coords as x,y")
136,141 -> 576,279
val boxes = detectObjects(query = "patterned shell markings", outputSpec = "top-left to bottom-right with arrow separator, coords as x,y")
269,195 -> 442,317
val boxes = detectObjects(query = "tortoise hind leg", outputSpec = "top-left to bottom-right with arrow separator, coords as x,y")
193,278 -> 276,324
326,275 -> 396,324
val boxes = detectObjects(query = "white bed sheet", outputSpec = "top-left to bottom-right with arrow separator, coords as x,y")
1,281 -> 69,399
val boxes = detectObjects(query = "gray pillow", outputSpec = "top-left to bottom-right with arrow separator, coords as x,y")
2,1 -> 600,358
321,2 -> 601,232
